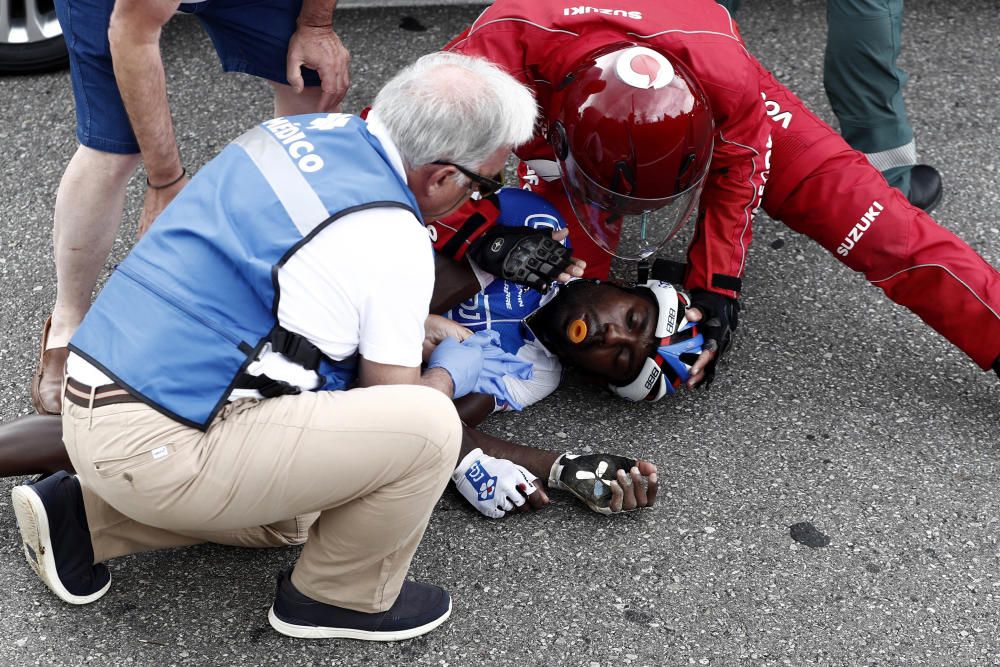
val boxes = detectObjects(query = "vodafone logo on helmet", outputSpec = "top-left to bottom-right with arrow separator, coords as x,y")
615,47 -> 674,90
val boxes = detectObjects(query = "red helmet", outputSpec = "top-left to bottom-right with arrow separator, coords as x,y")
549,43 -> 714,260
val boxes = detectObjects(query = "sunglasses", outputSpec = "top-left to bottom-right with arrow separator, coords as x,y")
432,160 -> 505,200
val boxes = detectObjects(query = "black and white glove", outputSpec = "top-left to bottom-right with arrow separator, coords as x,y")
467,226 -> 572,293
689,289 -> 741,385
453,448 -> 538,519
548,452 -> 638,515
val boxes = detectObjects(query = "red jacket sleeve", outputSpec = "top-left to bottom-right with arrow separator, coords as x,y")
444,19 -> 533,84
684,60 -> 771,299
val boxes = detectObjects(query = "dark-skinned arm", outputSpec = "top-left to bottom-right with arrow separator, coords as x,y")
459,424 -> 560,481
0,415 -> 72,476
431,254 -> 481,315
456,424 -> 659,514
454,393 -> 495,428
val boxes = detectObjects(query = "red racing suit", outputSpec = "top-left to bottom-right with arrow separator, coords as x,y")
429,0 -> 1000,370
435,0 -> 768,297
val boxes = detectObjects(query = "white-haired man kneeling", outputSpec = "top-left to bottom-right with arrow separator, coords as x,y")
12,53 -> 559,641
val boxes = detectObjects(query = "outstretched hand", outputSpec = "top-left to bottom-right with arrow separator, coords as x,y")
549,453 -> 658,515
286,24 -> 350,111
681,306 -> 716,388
684,290 -> 740,388
550,229 -> 587,284
608,459 -> 658,513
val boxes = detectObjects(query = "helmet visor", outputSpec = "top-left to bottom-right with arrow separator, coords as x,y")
557,148 -> 708,261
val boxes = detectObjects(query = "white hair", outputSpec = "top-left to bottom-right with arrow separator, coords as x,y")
372,52 -> 538,172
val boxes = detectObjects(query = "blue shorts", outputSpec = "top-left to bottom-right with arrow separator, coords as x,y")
54,0 -> 322,154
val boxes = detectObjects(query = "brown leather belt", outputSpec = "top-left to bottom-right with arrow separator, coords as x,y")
65,377 -> 142,409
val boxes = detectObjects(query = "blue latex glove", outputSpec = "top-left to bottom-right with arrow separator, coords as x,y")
470,331 -> 533,409
428,335 -> 483,398
428,331 -> 533,401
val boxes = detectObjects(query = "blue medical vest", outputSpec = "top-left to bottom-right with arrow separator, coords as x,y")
446,188 -> 568,353
70,114 -> 421,429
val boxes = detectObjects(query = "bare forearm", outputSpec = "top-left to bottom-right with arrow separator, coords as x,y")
459,425 -> 560,480
298,0 -> 338,26
454,393 -> 495,427
431,255 -> 482,315
108,2 -> 183,182
419,367 -> 455,398
360,358 -> 453,399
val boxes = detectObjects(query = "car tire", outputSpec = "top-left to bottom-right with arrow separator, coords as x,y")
0,0 -> 68,75
0,36 -> 68,74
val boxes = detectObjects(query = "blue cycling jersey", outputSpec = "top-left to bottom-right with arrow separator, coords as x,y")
445,188 -> 569,411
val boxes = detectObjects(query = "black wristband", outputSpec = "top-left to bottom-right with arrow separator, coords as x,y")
146,167 -> 187,190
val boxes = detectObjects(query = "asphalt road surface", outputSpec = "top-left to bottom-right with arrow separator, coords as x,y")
1,1 -> 998,665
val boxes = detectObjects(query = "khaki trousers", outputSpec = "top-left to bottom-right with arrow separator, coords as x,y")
62,385 -> 461,613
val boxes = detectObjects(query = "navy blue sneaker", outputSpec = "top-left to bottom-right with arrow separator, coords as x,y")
268,568 -> 451,640
11,471 -> 111,605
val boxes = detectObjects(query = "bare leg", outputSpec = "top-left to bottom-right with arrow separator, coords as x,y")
0,416 -> 71,477
33,147 -> 141,415
270,82 -> 331,117
48,146 -> 141,348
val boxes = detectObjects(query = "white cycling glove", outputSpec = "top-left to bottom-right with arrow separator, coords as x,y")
452,448 -> 538,519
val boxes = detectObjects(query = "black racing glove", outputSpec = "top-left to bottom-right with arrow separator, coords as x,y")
466,226 -> 573,293
548,453 -> 638,515
689,289 -> 741,385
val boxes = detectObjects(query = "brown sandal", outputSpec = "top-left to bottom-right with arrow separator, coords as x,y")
30,316 -> 68,416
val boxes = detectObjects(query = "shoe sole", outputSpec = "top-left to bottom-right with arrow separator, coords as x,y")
11,484 -> 111,605
267,598 -> 452,641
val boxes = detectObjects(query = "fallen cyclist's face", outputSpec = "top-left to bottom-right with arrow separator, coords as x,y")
542,282 -> 659,385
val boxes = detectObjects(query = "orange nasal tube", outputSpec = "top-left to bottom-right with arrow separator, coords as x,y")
567,319 -> 588,344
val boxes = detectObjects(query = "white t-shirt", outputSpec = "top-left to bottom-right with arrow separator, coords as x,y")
269,206 -> 433,371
